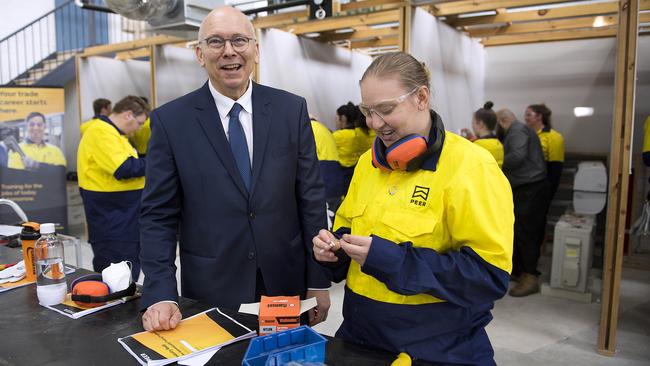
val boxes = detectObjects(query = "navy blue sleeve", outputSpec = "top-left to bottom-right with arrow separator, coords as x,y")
319,160 -> 344,199
139,110 -> 181,310
295,99 -> 331,289
113,156 -> 146,180
362,235 -> 509,308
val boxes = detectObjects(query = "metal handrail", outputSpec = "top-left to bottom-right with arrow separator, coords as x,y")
0,0 -> 148,86
0,1 -> 75,45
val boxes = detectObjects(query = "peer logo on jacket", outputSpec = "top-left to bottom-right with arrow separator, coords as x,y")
410,185 -> 429,207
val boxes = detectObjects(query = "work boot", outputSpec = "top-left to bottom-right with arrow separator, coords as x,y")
510,274 -> 520,282
509,273 -> 539,297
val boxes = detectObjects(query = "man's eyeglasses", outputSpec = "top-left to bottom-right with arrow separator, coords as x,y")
359,87 -> 419,119
199,35 -> 256,52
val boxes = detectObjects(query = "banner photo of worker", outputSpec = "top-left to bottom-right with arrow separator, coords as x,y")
0,87 -> 67,231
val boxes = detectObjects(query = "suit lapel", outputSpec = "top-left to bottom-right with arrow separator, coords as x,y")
195,82 -> 248,198
250,82 -> 271,195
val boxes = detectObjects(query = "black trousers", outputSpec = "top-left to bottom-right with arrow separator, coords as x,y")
512,179 -> 551,276
90,240 -> 140,280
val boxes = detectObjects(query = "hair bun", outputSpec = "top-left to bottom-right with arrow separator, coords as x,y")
483,101 -> 494,110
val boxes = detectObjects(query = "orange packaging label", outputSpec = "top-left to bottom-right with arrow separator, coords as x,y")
258,296 -> 300,335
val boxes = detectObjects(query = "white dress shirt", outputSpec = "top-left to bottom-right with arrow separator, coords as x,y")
208,79 -> 254,166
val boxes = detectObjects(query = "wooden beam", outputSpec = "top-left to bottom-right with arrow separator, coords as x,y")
149,45 -> 157,109
79,35 -> 184,57
398,6 -> 412,52
433,0 -> 570,16
281,9 -> 400,34
318,26 -> 399,42
115,47 -> 151,60
481,26 -> 617,46
252,10 -> 309,29
453,0 -> 649,27
351,35 -> 399,48
252,0 -> 406,29
598,0 -> 639,356
468,15 -> 618,37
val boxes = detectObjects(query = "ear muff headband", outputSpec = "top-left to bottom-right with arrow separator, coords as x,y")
371,113 -> 446,172
70,274 -> 136,304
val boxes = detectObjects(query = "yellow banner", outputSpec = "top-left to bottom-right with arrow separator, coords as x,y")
0,88 -> 65,122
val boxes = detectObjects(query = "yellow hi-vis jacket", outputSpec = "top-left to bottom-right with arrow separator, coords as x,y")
77,120 -> 144,192
80,117 -> 102,136
130,117 -> 151,156
537,127 -> 564,163
311,120 -> 338,161
473,136 -> 503,168
7,142 -> 66,169
333,127 -> 376,168
334,132 -> 513,305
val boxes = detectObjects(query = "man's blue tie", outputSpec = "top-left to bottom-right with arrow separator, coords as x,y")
228,103 -> 251,190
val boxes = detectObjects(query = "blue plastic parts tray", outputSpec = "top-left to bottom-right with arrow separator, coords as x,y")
242,325 -> 327,366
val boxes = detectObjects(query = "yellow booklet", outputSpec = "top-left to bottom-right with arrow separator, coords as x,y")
44,292 -> 140,319
118,308 -> 255,366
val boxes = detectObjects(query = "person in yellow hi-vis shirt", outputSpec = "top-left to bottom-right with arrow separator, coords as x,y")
461,101 -> 503,168
333,102 -> 376,193
80,98 -> 112,136
313,53 -> 513,365
7,112 -> 66,170
77,96 -> 149,280
129,96 -> 152,157
311,117 -> 343,211
525,104 -> 564,198
643,116 -> 650,167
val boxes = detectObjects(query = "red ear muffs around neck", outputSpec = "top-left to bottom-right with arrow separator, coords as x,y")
372,134 -> 427,171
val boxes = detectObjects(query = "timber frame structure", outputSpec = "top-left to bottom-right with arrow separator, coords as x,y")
73,0 -> 647,356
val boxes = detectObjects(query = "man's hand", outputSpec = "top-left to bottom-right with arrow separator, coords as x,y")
312,229 -> 338,263
142,302 -> 182,331
340,234 -> 372,267
306,289 -> 330,326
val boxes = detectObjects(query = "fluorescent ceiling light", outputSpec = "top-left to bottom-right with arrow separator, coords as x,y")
335,28 -> 355,33
574,107 -> 594,117
303,32 -> 321,38
370,22 -> 399,29
593,15 -> 607,27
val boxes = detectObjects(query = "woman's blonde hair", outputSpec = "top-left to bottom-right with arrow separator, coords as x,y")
361,52 -> 431,91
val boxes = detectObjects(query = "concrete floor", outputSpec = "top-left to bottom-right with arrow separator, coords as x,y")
69,240 -> 650,365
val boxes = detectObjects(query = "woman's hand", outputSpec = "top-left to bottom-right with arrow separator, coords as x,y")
340,234 -> 372,267
312,229 -> 339,262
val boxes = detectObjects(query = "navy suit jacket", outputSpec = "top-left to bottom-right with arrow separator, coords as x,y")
139,81 -> 330,310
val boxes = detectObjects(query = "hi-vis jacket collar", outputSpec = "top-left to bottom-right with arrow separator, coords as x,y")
97,115 -> 125,135
420,110 -> 446,172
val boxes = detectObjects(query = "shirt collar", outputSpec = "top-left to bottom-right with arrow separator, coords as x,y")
476,131 -> 497,140
98,115 -> 125,135
208,79 -> 253,120
420,110 -> 446,172
541,125 -> 551,133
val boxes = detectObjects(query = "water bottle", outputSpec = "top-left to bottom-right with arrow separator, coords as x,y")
34,223 -> 67,305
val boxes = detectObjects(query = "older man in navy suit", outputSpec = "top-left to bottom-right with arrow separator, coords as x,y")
140,6 -> 331,331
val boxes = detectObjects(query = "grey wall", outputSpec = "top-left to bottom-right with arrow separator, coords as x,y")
485,36 -> 650,155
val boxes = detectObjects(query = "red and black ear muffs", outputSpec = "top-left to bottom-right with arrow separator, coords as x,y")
70,274 -> 136,308
371,115 -> 446,172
